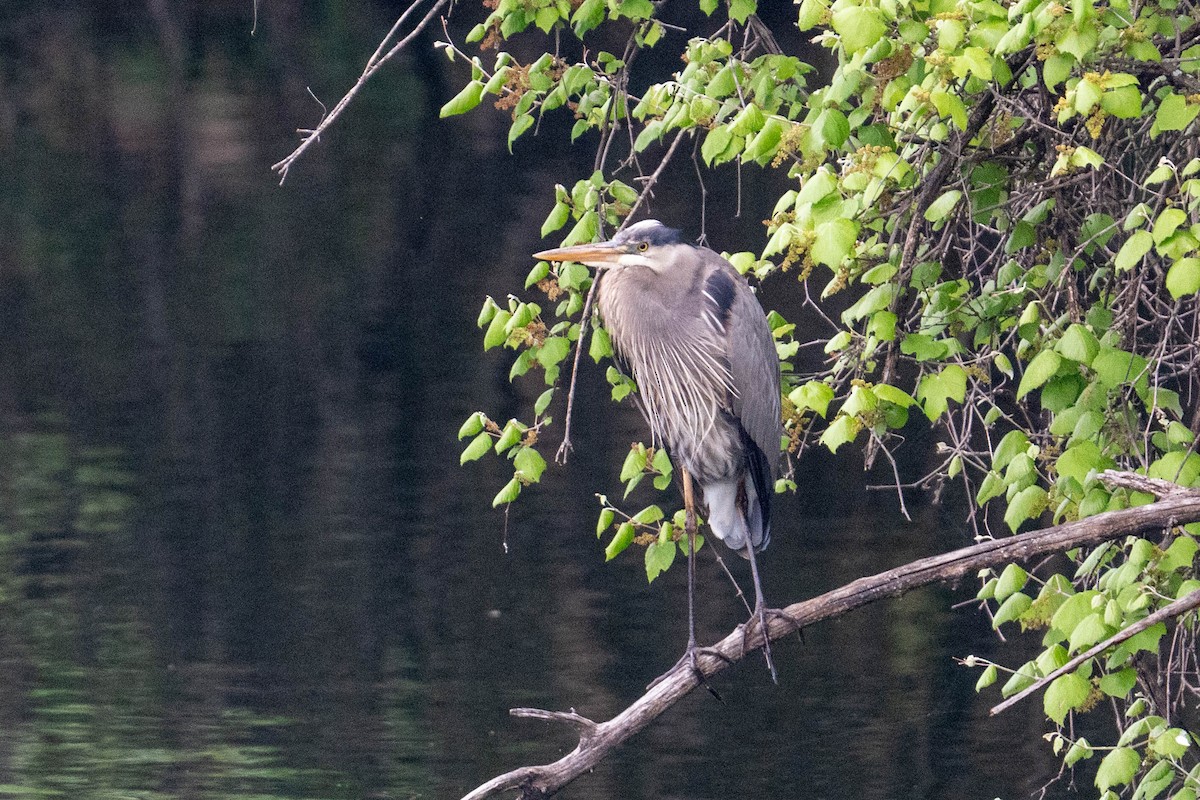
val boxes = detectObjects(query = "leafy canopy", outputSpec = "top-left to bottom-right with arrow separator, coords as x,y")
447,0 -> 1200,795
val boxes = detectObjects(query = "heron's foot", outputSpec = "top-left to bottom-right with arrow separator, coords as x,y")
647,643 -> 734,694
741,605 -> 782,684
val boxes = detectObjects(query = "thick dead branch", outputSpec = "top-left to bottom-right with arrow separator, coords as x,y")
461,471 -> 1200,800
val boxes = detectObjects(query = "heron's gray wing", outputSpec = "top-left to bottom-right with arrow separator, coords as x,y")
702,265 -> 783,486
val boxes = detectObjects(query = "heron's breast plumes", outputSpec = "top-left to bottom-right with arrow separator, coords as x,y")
597,268 -> 739,483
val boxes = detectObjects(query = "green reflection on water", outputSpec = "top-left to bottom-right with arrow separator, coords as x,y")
0,428 -> 431,798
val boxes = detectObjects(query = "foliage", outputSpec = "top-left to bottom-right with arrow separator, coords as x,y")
447,0 -> 1200,794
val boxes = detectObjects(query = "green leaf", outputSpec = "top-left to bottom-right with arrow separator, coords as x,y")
924,190 -> 963,222
702,125 -> 734,166
541,202 -> 571,238
631,504 -> 664,525
1153,207 -> 1188,246
790,381 -> 836,417
492,476 -> 522,507
514,447 -> 547,482
1093,346 -> 1147,387
744,117 -> 785,162
810,218 -> 859,268
1044,52 -> 1073,89
1167,257 -> 1200,298
1149,728 -> 1191,758
975,664 -> 998,691
1161,534 -> 1198,571
832,6 -> 887,54
645,539 -> 676,581
1154,92 -> 1200,133
729,0 -> 757,24
618,0 -> 655,19
817,109 -> 850,148
1064,738 -> 1093,767
508,113 -> 536,152
619,446 -> 648,482
1098,668 -> 1137,698
1101,85 -> 1142,118
995,563 -> 1029,602
1005,485 -> 1048,532
797,0 -> 829,29
1044,671 -> 1090,724
820,414 -> 861,453
460,432 -> 492,464
597,507 -> 615,537
494,420 -> 525,453
1051,591 -> 1098,637
589,326 -> 613,362
1017,350 -> 1062,399
537,336 -> 572,369
872,384 -> 915,407
606,522 -> 635,560
993,592 -> 1032,627
1115,230 -> 1153,271
534,388 -> 554,416
1057,440 -> 1114,483
484,310 -> 513,350
1095,747 -> 1140,792
976,471 -> 1006,505
1109,622 -> 1166,662
1056,21 -> 1097,61
572,0 -> 605,35
1067,612 -> 1113,652
1056,324 -> 1100,365
525,260 -> 551,289
458,411 -> 486,440
440,80 -> 484,117
917,365 -> 967,420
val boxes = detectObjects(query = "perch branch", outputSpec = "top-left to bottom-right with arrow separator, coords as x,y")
461,471 -> 1200,800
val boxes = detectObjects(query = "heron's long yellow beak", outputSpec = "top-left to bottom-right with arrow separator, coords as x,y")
532,241 -> 626,267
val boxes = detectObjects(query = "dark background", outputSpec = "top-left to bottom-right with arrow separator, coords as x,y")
0,2 -> 1066,798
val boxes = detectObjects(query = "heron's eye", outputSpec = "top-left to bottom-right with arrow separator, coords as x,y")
637,241 -> 649,252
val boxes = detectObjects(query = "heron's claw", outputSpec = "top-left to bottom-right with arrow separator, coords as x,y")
648,643 -> 733,697
741,604 -> 798,684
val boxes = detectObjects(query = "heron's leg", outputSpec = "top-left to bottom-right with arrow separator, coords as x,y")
743,541 -> 779,684
682,468 -> 699,668
648,468 -> 734,694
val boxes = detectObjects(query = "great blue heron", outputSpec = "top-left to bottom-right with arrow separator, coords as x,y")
534,219 -> 784,679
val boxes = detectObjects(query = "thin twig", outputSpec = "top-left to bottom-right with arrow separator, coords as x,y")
990,588 -> 1200,716
271,0 -> 450,183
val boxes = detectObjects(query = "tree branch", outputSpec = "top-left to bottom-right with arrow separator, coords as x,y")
460,471 -> 1200,800
989,586 -> 1200,716
271,0 -> 450,184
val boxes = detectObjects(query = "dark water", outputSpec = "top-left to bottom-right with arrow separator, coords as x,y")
0,4 -> 1068,799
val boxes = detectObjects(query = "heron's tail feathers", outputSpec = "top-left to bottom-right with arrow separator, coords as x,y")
702,475 -> 770,557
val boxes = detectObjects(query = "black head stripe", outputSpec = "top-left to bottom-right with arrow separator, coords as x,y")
611,219 -> 685,247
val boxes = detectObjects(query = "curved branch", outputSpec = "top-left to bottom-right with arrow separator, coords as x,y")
461,471 -> 1200,800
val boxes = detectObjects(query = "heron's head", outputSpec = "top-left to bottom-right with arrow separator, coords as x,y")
533,219 -> 689,273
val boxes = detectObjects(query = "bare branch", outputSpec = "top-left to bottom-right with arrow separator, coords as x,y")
460,472 -> 1200,800
271,0 -> 450,183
